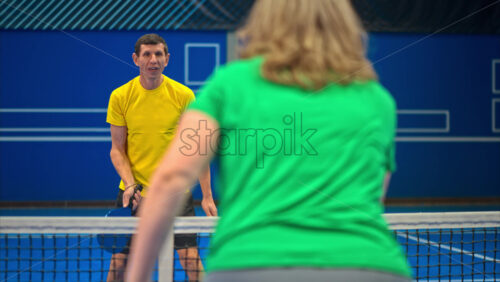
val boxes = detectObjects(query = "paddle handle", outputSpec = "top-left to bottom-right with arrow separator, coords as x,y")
129,184 -> 143,215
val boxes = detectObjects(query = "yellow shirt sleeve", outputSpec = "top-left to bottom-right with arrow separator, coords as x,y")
106,90 -> 126,126
181,89 -> 196,113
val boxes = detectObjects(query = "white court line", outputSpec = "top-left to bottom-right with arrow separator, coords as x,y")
0,137 -> 110,142
420,274 -> 499,282
0,128 -> 109,132
493,59 -> 500,94
0,108 -> 106,113
2,136 -> 500,143
493,99 -> 500,133
397,110 -> 450,133
396,137 -> 500,142
184,43 -> 220,85
399,233 -> 500,263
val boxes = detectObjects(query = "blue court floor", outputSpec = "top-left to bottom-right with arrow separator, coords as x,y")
1,206 -> 499,281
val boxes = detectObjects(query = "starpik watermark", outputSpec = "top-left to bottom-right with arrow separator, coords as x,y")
179,113 -> 318,168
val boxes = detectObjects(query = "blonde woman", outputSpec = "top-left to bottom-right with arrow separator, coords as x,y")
126,0 -> 411,281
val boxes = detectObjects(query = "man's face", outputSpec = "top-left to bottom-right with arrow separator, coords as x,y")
132,43 -> 169,79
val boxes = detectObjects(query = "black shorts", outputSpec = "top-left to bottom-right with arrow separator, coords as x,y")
115,189 -> 198,253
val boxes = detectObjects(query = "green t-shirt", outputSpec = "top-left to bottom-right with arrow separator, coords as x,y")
188,57 -> 411,277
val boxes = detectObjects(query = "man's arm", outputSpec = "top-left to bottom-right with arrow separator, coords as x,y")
199,166 -> 217,216
381,172 -> 391,203
110,125 -> 140,209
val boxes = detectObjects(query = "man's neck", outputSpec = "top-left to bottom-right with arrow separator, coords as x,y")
139,75 -> 164,90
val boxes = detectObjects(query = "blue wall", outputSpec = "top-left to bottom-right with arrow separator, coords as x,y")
0,31 -> 499,201
0,30 -> 226,201
368,34 -> 500,198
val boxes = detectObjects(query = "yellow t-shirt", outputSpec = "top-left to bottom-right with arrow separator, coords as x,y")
106,75 -> 195,195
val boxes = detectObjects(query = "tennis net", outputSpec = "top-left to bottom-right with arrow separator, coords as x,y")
0,212 -> 498,281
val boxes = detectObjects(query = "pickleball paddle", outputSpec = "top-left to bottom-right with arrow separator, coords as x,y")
97,184 -> 142,254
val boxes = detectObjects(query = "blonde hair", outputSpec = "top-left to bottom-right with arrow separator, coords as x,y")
238,0 -> 377,90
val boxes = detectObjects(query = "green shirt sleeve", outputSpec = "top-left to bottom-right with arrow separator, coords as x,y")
375,82 -> 397,173
386,97 -> 397,172
386,141 -> 396,172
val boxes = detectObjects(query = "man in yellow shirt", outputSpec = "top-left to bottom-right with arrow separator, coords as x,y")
106,33 -> 217,281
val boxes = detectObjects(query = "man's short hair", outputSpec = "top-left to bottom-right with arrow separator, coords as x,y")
134,34 -> 168,56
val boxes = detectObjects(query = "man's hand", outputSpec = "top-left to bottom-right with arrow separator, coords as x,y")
201,197 -> 217,216
123,185 -> 142,212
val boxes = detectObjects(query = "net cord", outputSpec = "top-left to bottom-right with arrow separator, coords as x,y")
1,212 -> 499,234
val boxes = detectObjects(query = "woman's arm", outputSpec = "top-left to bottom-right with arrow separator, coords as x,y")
126,110 -> 219,281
